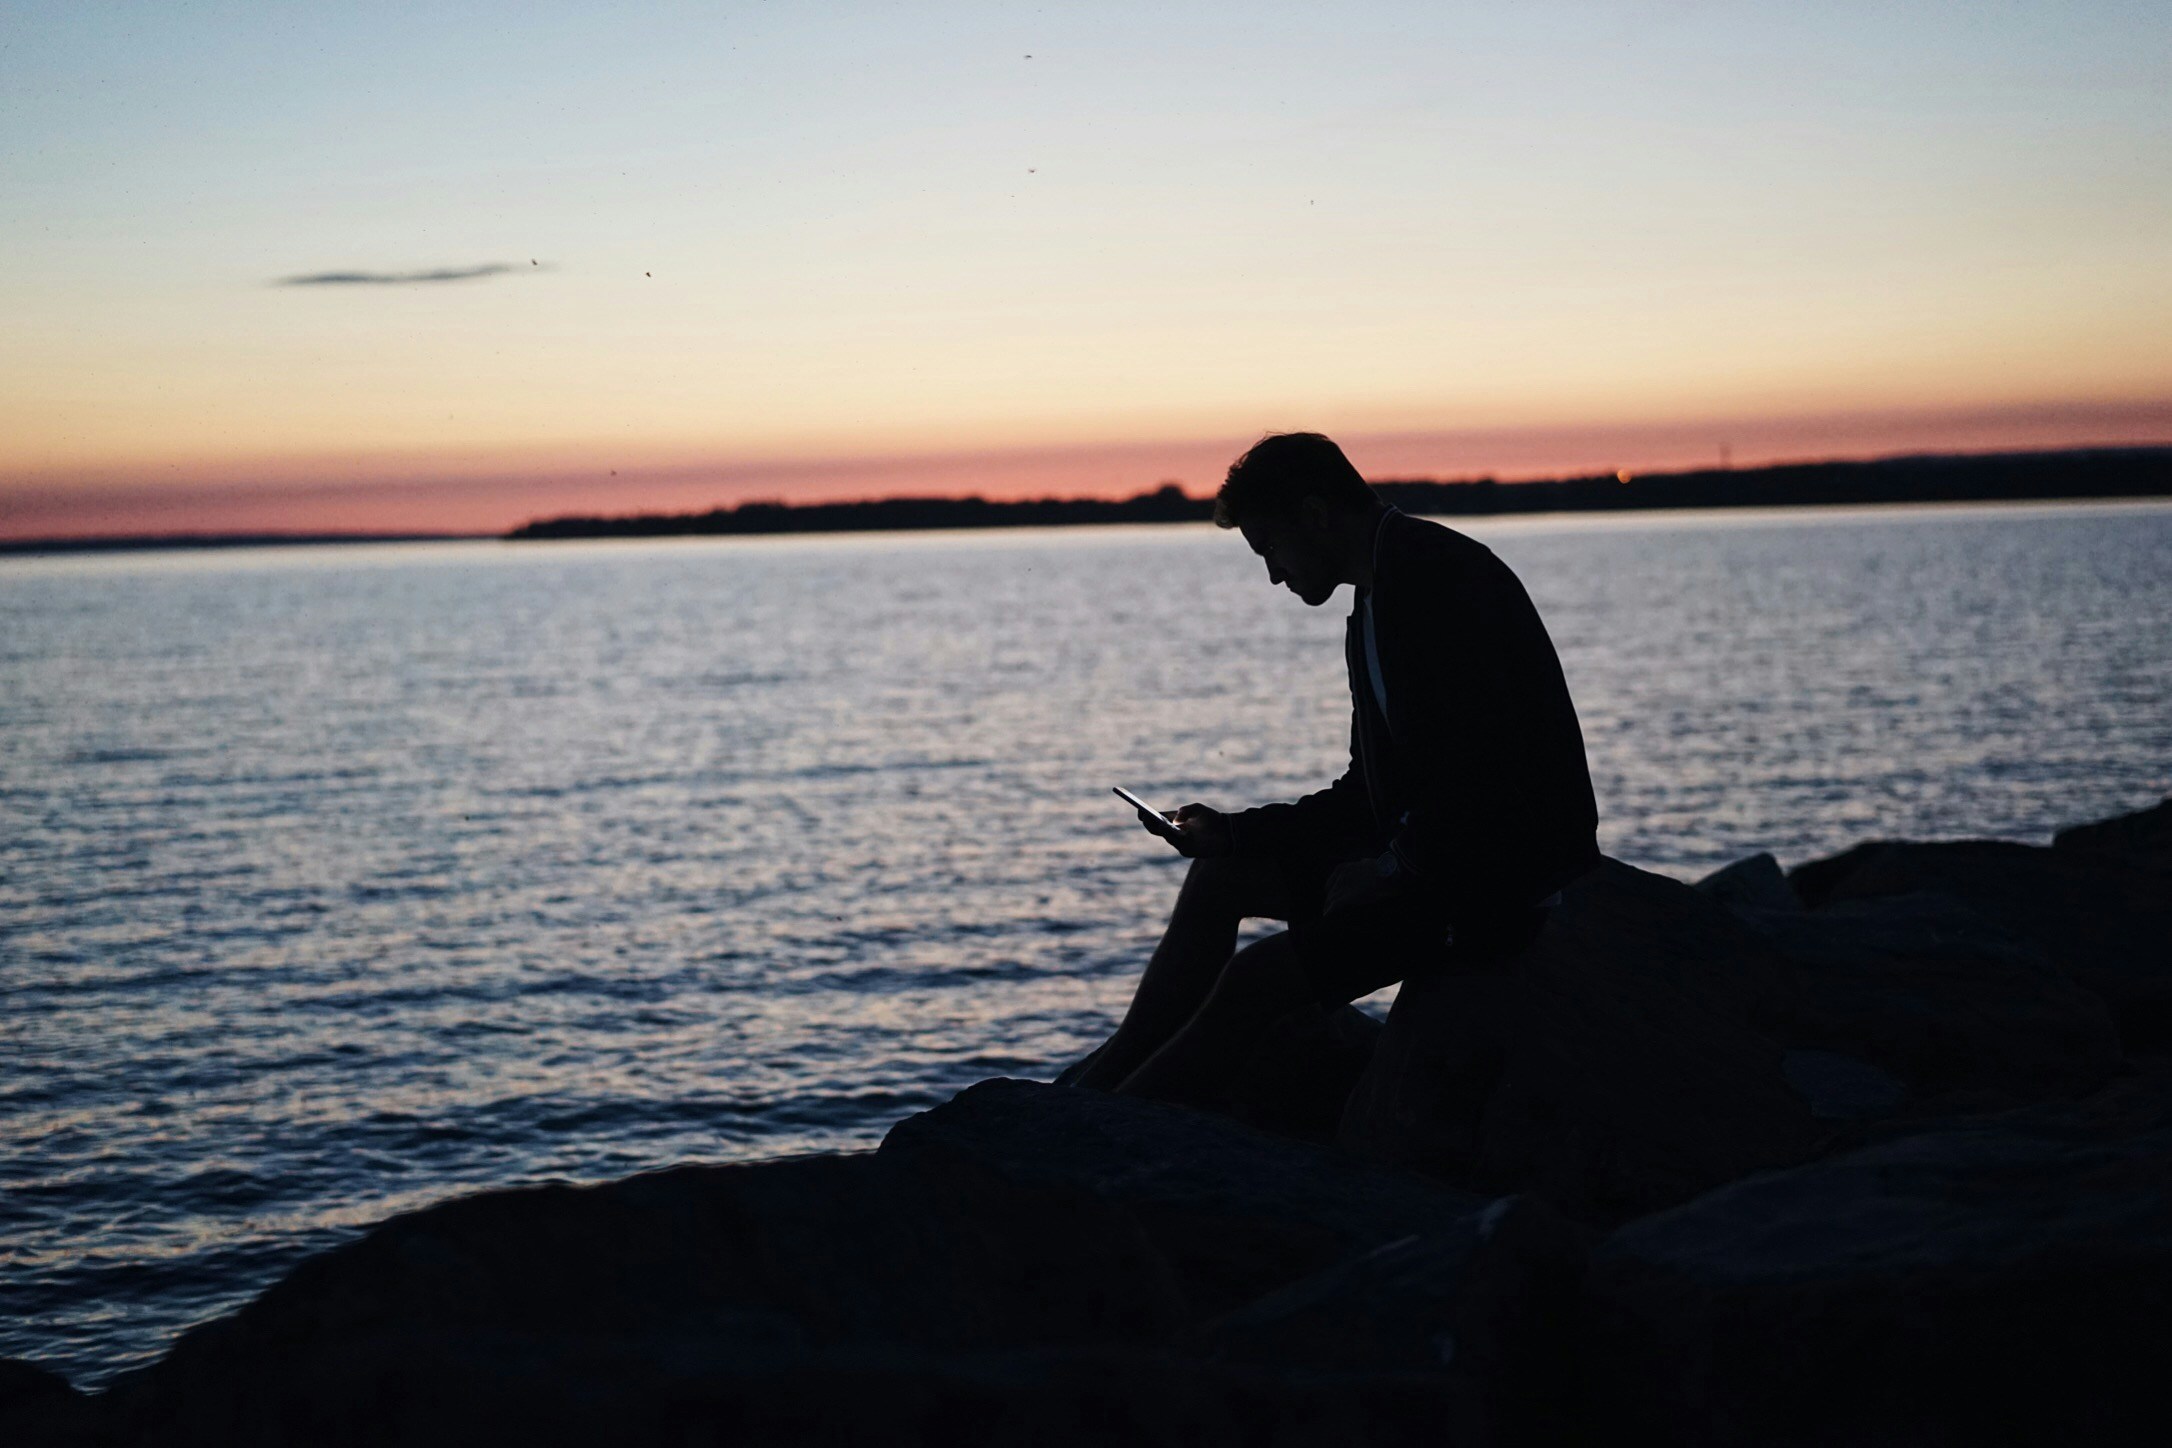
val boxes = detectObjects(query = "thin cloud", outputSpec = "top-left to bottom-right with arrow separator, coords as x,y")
275,262 -> 540,287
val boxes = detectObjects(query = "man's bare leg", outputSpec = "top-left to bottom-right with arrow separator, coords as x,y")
1112,931 -> 1316,1109
1072,855 -> 1278,1091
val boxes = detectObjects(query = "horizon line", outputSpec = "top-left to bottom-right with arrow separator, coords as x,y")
8,442 -> 2168,554
8,396 -> 2172,543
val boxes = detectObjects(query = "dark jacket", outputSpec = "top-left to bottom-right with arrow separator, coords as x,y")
1230,510 -> 1600,926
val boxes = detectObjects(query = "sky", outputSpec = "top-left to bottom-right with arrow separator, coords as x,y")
2,1 -> 2168,539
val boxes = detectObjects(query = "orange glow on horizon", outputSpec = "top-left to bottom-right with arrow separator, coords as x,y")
5,397 -> 2169,542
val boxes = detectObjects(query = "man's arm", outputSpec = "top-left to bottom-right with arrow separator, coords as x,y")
1222,707 -> 1374,861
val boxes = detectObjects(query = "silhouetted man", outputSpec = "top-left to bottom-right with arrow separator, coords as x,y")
1075,432 -> 1599,1107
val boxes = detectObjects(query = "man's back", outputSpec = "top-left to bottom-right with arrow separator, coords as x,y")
1232,510 -> 1598,928
1367,512 -> 1598,920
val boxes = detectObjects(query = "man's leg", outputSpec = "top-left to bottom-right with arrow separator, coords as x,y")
1071,854 -> 1285,1091
1115,888 -> 1466,1110
1111,930 -> 1317,1109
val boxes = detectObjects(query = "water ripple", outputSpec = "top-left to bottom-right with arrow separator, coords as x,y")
2,503 -> 2168,1386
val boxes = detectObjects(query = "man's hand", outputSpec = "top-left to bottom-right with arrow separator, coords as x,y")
1139,802 -> 1232,858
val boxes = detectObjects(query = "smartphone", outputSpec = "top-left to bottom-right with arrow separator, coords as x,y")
1113,786 -> 1187,846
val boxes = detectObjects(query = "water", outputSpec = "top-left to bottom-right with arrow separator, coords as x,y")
3,501 -> 2168,1386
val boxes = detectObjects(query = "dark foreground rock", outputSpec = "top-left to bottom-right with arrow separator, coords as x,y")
1339,858 -> 1828,1224
0,1362 -> 87,1446
2053,795 -> 2172,876
1722,887 -> 2123,1100
9,800 -> 2169,1446
17,1084 -> 1583,1448
1787,833 -> 2172,1049
1585,1111 -> 2172,1446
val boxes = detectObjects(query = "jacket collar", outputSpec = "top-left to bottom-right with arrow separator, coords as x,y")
1358,505 -> 1401,602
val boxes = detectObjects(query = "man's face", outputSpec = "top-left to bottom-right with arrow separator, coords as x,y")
1239,513 -> 1339,607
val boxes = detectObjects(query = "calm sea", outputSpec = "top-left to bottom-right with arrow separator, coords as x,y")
4,501 -> 2168,1385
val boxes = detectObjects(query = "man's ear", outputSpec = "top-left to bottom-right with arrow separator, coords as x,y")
1297,495 -> 1333,537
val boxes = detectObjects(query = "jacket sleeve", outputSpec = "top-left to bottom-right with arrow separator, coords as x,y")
1225,708 -> 1373,860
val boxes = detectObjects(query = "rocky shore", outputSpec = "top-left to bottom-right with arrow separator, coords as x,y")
6,799 -> 2168,1446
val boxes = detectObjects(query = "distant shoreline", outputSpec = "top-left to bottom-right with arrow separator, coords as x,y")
506,445 -> 2172,540
5,446 -> 2167,556
0,531 -> 478,558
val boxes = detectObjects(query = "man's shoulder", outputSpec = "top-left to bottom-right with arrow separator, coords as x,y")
1390,509 -> 1485,552
1382,511 -> 1505,584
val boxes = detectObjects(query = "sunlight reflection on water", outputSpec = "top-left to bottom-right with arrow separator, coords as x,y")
2,501 -> 2168,1384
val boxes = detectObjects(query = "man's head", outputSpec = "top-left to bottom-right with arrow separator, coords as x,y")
1215,432 -> 1380,606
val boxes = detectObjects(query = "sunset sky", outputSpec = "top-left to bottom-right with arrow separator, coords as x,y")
3,1 -> 2168,539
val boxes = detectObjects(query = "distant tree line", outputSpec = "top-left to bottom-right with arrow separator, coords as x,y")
506,447 -> 2172,540
510,483 -> 1212,539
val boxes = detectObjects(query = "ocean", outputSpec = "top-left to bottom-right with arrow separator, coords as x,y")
3,499 -> 2167,1386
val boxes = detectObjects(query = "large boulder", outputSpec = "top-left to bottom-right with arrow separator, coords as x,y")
1776,1049 -> 1908,1122
1787,838 -> 2172,1049
2054,796 -> 2172,876
89,1150 -> 1181,1445
1856,1053 -> 2172,1146
0,1361 -> 89,1446
1691,852 -> 1803,913
1584,1114 -> 2172,1446
881,1079 -> 1486,1315
1337,859 -> 1829,1224
888,1085 -> 1592,1442
41,1083 -> 1582,1448
19,810 -> 2164,1446
1722,891 -> 2123,1099
1180,1195 -> 1591,1446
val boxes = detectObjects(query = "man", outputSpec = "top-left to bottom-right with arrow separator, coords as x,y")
1075,432 -> 1599,1106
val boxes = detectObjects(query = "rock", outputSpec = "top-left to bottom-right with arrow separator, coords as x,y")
1692,852 -> 1803,912
1585,1120 -> 2172,1446
1787,839 -> 2172,1049
1182,1195 -> 1591,1444
1337,858 -> 1828,1224
77,1082 -> 1562,1447
27,813 -> 2168,1446
111,1336 -> 1507,1448
1727,892 -> 2123,1098
0,1359 -> 92,1446
1783,839 -> 1891,908
1778,1049 -> 1908,1121
882,1080 -> 1486,1314
1858,1052 -> 2172,1147
2055,796 -> 2172,875
85,1149 -> 1178,1444
0,1359 -> 81,1413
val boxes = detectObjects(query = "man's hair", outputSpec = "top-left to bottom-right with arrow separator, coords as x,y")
1214,432 -> 1376,529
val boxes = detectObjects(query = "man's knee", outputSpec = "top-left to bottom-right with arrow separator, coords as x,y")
1184,851 -> 1245,887
1203,933 -> 1312,1021
1180,852 -> 1277,917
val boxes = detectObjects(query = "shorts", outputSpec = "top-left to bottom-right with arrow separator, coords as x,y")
1258,835 -> 1551,1008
